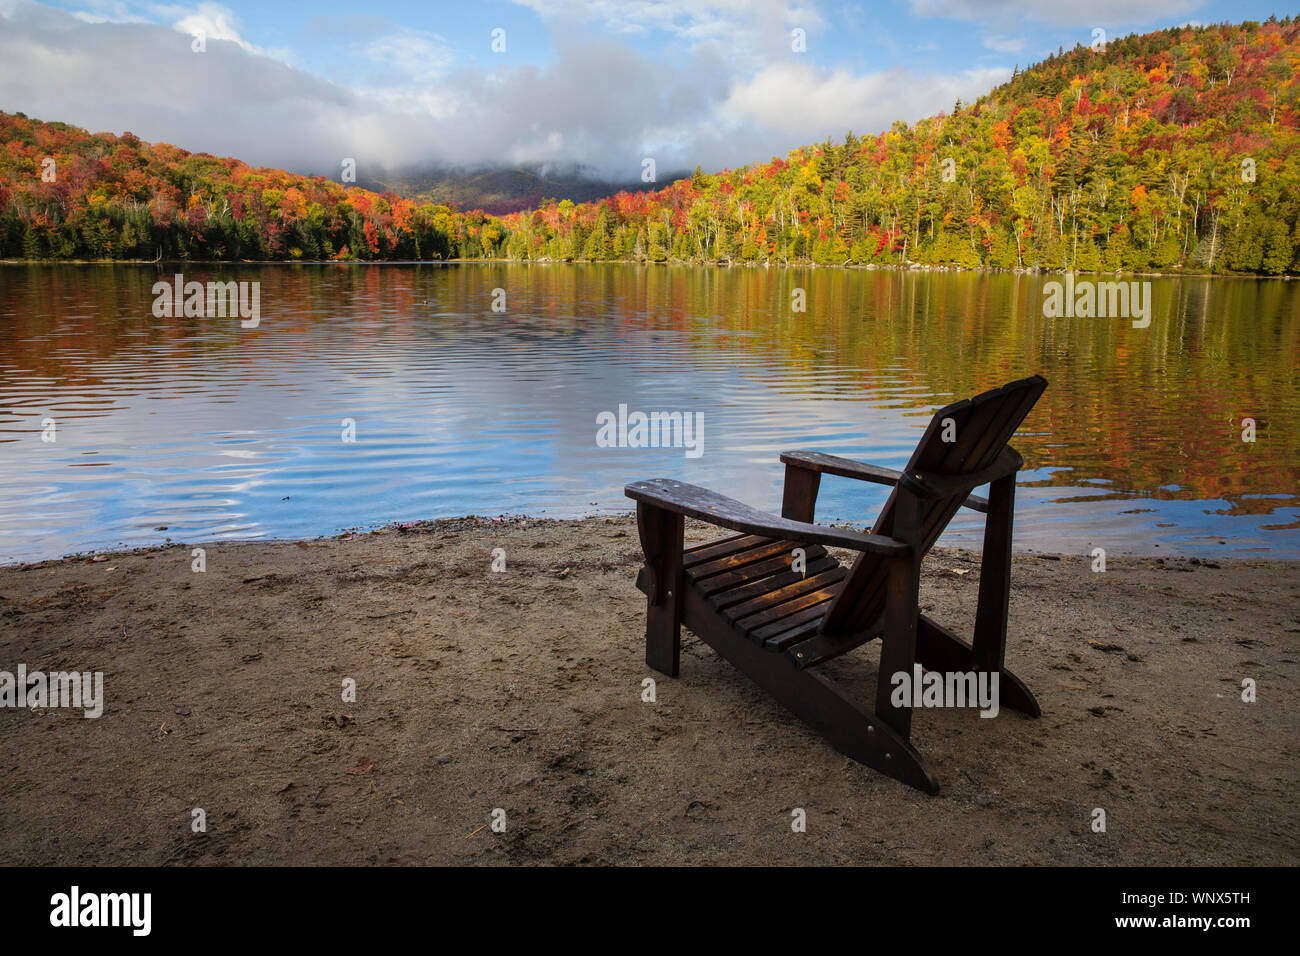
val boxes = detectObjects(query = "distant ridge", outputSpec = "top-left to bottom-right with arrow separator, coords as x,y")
360,165 -> 690,216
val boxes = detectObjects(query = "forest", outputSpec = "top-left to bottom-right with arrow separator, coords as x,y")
1,17 -> 1298,274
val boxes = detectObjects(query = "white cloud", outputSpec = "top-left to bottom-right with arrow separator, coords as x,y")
155,2 -> 249,51
515,0 -> 784,34
723,62 -> 1011,141
0,0 -> 1013,182
361,28 -> 457,82
983,34 -> 1025,53
908,0 -> 1203,27
513,0 -> 824,58
68,0 -> 145,23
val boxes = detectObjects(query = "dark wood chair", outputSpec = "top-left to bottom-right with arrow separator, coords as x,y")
625,375 -> 1048,793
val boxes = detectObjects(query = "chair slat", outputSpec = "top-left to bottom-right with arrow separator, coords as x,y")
747,599 -> 836,643
683,533 -> 764,567
686,538 -> 805,580
783,619 -> 886,666
736,580 -> 843,633
724,567 -> 846,623
697,548 -> 829,596
704,554 -> 836,606
760,615 -> 826,652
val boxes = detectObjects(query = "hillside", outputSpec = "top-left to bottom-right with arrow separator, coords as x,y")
0,116 -> 488,261
1,17 -> 1298,273
361,165 -> 687,216
500,18 -> 1300,274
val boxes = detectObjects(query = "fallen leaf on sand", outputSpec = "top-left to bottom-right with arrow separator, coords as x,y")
345,757 -> 374,775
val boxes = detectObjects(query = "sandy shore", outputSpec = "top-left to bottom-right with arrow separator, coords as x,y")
1,516 -> 1296,865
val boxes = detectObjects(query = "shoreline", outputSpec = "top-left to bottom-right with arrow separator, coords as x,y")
0,257 -> 1290,281
7,513 -> 1299,570
2,514 -> 1296,865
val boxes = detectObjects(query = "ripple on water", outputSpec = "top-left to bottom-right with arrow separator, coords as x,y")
0,263 -> 1296,562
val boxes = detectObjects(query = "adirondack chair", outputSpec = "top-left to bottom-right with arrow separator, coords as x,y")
626,375 -> 1047,793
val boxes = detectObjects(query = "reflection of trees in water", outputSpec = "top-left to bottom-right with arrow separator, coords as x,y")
2,263 -> 1296,516
566,264 -> 1297,513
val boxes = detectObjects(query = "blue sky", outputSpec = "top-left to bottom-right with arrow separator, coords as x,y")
2,0 -> 1296,178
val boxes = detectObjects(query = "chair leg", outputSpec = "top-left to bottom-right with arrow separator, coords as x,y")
917,615 -> 1041,717
915,472 -> 1040,716
874,554 -> 920,740
874,488 -> 921,741
972,472 -> 1015,673
637,503 -> 684,678
681,586 -> 939,794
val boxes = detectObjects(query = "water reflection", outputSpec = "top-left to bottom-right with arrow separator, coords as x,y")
0,262 -> 1295,563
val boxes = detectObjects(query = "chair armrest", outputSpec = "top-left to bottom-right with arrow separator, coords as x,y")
625,479 -> 911,557
899,447 -> 1022,501
781,450 -> 989,514
780,450 -> 903,486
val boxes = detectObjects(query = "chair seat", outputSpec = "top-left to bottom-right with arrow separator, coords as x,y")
684,534 -> 846,650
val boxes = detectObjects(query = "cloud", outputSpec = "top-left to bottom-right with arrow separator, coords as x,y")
360,28 -> 457,83
907,0 -> 1203,27
67,0 -> 146,23
0,2 -> 358,171
515,0 -> 810,36
723,62 -> 1012,141
0,0 -> 1013,181
983,34 -> 1026,53
513,0 -> 824,59
152,1 -> 286,59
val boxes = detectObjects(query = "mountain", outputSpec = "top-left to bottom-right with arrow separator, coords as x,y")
501,18 -> 1300,274
2,17 -> 1298,274
360,165 -> 688,216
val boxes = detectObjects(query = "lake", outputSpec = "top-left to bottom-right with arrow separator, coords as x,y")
0,262 -> 1296,563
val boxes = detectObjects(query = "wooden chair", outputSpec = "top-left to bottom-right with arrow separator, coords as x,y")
625,375 -> 1047,793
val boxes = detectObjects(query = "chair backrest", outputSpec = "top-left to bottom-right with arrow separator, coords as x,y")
820,375 -> 1048,636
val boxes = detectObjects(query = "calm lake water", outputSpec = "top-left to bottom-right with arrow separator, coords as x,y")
1,263 -> 1297,563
